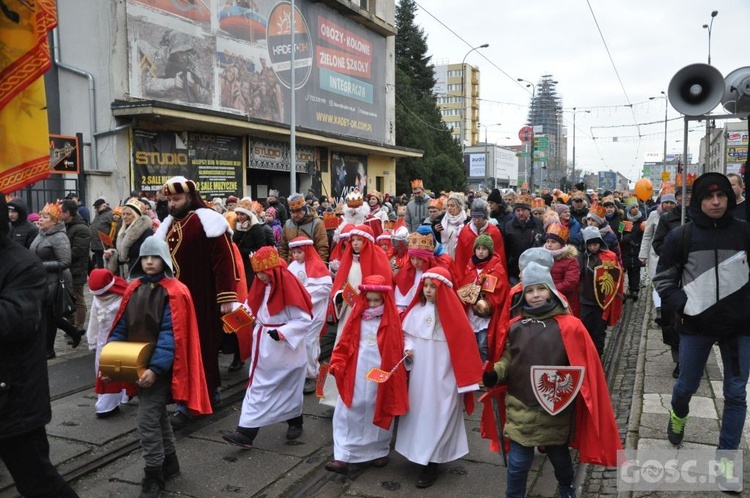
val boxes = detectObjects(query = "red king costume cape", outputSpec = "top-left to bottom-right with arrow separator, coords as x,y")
480,313 -> 622,466
99,277 -> 212,416
454,222 -> 507,280
329,275 -> 408,430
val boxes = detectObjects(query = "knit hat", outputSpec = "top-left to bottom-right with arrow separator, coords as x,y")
553,203 -> 570,215
28,213 -> 40,223
518,247 -> 554,273
582,226 -> 606,248
660,194 -> 677,204
690,172 -> 736,213
470,198 -> 490,218
93,198 -> 107,208
130,236 -> 174,279
265,206 -> 277,218
487,188 -> 503,204
473,233 -> 494,254
88,269 -> 127,296
521,261 -> 568,309
227,195 -> 238,204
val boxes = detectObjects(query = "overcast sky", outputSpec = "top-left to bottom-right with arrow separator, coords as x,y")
413,0 -> 749,183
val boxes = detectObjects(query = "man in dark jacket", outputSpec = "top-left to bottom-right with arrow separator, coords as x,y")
653,173 -> 750,469
569,191 -> 589,226
61,200 -> 91,330
279,193 -> 328,262
7,197 -> 38,248
503,194 -> 544,284
0,195 -> 79,497
89,198 -> 114,269
65,192 -> 90,223
266,189 -> 288,226
487,188 -> 513,232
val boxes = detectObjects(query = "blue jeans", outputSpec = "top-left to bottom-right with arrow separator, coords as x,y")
506,440 -> 574,497
672,334 -> 750,450
475,328 -> 488,362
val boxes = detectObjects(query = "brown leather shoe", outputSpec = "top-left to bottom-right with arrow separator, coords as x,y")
325,460 -> 349,475
370,456 -> 389,468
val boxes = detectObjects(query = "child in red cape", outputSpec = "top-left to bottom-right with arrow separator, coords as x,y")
483,261 -> 621,497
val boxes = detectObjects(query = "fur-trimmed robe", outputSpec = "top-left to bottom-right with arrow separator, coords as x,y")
106,214 -> 153,278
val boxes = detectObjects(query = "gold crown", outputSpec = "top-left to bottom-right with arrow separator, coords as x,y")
675,173 -> 696,187
237,199 -> 253,212
407,232 -> 434,252
429,198 -> 442,209
367,190 -> 382,203
601,195 -> 615,206
346,190 -> 364,208
515,193 -> 533,207
251,247 -> 281,273
531,197 -> 546,209
546,222 -> 570,243
589,202 -> 607,219
41,201 -> 62,220
410,179 -> 424,190
288,195 -> 306,211
124,197 -> 146,215
660,182 -> 675,195
323,212 -> 340,230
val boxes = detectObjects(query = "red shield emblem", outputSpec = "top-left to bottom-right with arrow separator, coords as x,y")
593,261 -> 622,309
530,366 -> 585,416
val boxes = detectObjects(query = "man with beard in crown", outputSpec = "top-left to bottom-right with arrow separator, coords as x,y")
156,176 -> 243,428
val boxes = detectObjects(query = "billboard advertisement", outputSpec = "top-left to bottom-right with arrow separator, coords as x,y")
132,129 -> 243,199
126,0 -> 387,142
248,138 -> 315,173
466,153 -> 486,178
330,151 -> 367,204
727,131 -> 748,164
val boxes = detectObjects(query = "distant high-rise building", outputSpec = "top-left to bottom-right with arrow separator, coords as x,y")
522,75 -> 565,191
434,63 -> 481,147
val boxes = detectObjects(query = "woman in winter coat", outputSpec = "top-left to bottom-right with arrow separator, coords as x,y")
233,200 -> 276,286
620,201 -> 646,300
433,193 -> 467,259
29,202 -> 83,359
544,223 -> 581,317
104,198 -> 154,279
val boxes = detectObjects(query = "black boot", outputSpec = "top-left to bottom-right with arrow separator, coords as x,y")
162,452 -> 180,480
139,466 -> 164,498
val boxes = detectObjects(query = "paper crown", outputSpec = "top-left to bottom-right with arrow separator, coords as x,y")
428,198 -> 442,209
531,197 -> 546,209
346,190 -> 364,208
367,190 -> 382,203
410,179 -> 424,190
288,194 -> 306,211
521,182 -> 529,190
660,182 -> 675,195
514,193 -> 533,208
323,211 -> 340,230
589,202 -> 607,219
624,196 -> 639,208
124,197 -> 146,216
251,246 -> 281,273
112,206 -> 124,217
545,222 -> 570,243
407,231 -> 435,253
674,173 -> 696,188
601,195 -> 615,206
234,199 -> 255,217
41,201 -> 62,220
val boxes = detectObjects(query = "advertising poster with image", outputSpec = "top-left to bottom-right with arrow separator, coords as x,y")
331,151 -> 367,205
126,0 -> 387,141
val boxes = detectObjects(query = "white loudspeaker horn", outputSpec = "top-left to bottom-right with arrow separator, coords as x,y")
668,63 -> 725,117
722,66 -> 750,116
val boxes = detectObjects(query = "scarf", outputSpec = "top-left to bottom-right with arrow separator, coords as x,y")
546,246 -> 568,259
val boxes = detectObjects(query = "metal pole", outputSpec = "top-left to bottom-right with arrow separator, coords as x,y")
681,117 -> 688,226
662,95 -> 668,175
484,125 -> 489,189
571,108 -> 576,185
290,0 -> 297,194
703,11 -> 717,175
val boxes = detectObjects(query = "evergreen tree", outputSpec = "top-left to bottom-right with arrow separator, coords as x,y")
394,0 -> 465,195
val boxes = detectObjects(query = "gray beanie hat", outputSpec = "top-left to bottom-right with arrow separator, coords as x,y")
470,198 -> 490,218
521,261 -> 568,309
130,236 -> 174,279
518,247 -> 554,274
660,194 -> 677,204
581,226 -> 606,248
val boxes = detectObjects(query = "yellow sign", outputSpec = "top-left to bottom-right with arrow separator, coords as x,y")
661,171 -> 671,182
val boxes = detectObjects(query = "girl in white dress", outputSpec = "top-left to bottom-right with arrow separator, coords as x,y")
396,266 -> 483,488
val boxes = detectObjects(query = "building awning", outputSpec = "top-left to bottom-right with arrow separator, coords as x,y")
111,100 -> 423,159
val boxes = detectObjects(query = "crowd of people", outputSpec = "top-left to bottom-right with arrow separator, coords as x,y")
2,169 -> 748,497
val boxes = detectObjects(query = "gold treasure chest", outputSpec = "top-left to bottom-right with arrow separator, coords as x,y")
99,341 -> 155,382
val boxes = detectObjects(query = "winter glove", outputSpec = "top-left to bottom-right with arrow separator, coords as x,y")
482,370 -> 499,388
267,329 -> 280,341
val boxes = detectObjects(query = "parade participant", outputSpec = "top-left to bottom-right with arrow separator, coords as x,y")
90,198 -> 114,269
288,237 -> 333,395
332,190 -> 370,249
577,226 -> 623,356
531,196 -> 548,220
264,207 -> 282,245
433,192 -> 467,258
328,223 -> 353,275
569,191 -> 589,226
364,190 -> 389,238
326,275 -> 408,474
652,174 -> 750,478
584,202 -> 621,261
60,199 -> 92,331
425,198 -> 442,226
105,198 -> 154,278
554,202 -> 582,250
101,237 -> 212,498
156,176 -> 242,427
224,195 -> 238,229
487,188 -> 512,229
0,195 -> 80,498
221,247 -> 313,448
279,193 -> 328,262
320,225 -> 393,406
620,198 -> 646,300
7,197 -> 38,249
405,179 -> 430,233
602,195 -> 623,241
389,225 -> 410,274
457,234 -> 511,362
376,231 -> 394,259
265,189 -> 288,226
504,194 -> 544,284
393,227 -> 453,312
508,247 -> 556,315
396,267 -> 483,489
483,262 -> 622,498
86,269 -> 131,418
544,222 -> 581,317
455,198 -> 506,279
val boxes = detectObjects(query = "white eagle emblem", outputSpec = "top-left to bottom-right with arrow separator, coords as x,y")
530,366 -> 585,416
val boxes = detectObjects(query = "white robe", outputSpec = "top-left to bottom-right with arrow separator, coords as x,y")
332,316 -> 393,462
320,258 -> 362,407
288,261 -> 333,378
85,294 -> 129,414
239,286 -> 312,428
394,269 -> 422,311
395,302 -> 476,465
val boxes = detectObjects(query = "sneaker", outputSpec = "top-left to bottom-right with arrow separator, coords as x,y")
220,430 -> 254,449
667,409 -> 688,445
716,456 -> 742,493
286,424 -> 303,440
170,411 -> 192,430
303,377 -> 317,395
559,484 -> 577,498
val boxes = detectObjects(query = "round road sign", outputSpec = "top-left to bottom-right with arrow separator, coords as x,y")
518,126 -> 533,143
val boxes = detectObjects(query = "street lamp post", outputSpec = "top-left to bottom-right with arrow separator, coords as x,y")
517,78 -> 536,191
569,107 -> 590,187
702,10 -> 718,173
650,92 -> 669,181
459,44 -> 489,158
